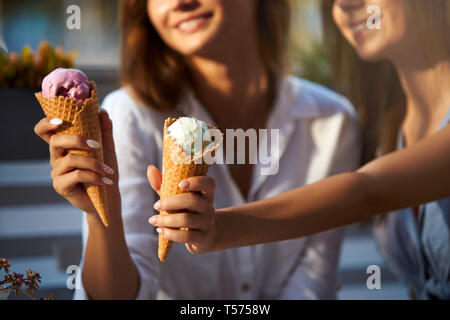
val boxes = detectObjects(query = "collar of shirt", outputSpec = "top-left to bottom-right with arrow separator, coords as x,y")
174,75 -> 324,202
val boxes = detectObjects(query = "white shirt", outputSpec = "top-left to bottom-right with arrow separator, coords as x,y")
74,76 -> 361,300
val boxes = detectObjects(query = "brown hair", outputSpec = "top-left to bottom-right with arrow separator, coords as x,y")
119,0 -> 291,111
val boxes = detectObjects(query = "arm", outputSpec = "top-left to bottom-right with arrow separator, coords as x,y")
82,194 -> 139,300
214,124 -> 450,250
74,111 -> 140,300
34,111 -> 139,299
82,106 -> 161,300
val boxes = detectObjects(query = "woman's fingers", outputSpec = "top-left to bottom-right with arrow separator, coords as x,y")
34,118 -> 63,143
147,165 -> 162,196
149,212 -> 212,231
149,175 -> 217,254
178,176 -> 216,201
154,192 -> 213,215
49,134 -> 101,152
51,153 -> 114,179
99,109 -> 119,182
147,171 -> 215,200
49,134 -> 102,167
154,227 -> 205,247
35,110 -> 120,216
52,169 -> 113,197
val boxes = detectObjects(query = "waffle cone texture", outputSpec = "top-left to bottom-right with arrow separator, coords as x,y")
35,82 -> 110,227
158,117 -> 222,262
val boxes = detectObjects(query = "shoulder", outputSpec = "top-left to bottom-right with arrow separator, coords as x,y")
100,88 -> 168,159
283,75 -> 358,121
100,87 -> 166,140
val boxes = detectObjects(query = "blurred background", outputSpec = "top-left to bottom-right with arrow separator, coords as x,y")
0,0 -> 408,300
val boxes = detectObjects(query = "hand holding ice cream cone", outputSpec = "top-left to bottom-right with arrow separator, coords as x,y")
150,117 -> 222,262
147,166 -> 218,257
34,68 -> 116,227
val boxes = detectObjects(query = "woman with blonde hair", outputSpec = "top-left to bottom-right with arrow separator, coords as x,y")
35,0 -> 361,299
149,0 -> 450,299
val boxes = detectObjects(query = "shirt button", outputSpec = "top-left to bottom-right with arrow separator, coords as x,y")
241,283 -> 250,292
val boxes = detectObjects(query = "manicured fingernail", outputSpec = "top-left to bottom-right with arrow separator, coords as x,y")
101,164 -> 114,175
149,216 -> 157,225
154,200 -> 161,210
178,180 -> 190,190
50,118 -> 63,126
102,177 -> 114,185
156,228 -> 164,234
86,139 -> 101,149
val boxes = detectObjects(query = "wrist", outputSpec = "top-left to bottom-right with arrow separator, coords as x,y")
86,210 -> 106,228
86,190 -> 123,231
212,209 -> 228,252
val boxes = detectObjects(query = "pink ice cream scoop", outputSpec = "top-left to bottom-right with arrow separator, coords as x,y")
42,68 -> 90,103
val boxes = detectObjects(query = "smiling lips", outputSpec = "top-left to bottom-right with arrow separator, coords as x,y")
350,15 -> 382,40
351,21 -> 366,33
175,12 -> 213,34
350,18 -> 370,40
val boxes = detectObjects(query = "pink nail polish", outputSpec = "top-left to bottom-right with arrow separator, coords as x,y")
154,200 -> 161,210
156,228 -> 164,234
178,180 -> 190,190
101,164 -> 114,175
149,216 -> 157,225
102,177 -> 114,185
86,139 -> 101,149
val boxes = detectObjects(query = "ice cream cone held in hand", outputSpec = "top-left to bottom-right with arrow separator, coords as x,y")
35,68 -> 110,227
158,117 -> 222,262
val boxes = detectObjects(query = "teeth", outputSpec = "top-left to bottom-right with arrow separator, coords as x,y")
178,17 -> 205,31
352,22 -> 366,33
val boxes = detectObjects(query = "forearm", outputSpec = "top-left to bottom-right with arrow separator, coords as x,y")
214,125 -> 450,250
82,191 -> 139,300
214,172 -> 370,250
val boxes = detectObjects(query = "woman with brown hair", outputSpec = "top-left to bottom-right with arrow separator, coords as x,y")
149,0 -> 450,299
34,0 -> 361,299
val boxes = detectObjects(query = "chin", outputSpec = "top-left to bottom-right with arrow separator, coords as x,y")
171,28 -> 220,57
176,40 -> 209,56
353,40 -> 389,62
355,48 -> 384,62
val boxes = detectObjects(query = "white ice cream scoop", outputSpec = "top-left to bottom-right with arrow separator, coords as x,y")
167,117 -> 213,157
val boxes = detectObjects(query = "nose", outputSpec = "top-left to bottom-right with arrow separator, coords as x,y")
335,0 -> 365,11
173,0 -> 200,11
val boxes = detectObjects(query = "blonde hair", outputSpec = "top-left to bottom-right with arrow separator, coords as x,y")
321,0 -> 450,164
321,0 -> 450,225
407,0 -> 450,60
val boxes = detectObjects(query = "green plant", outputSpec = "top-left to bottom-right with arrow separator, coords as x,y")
0,41 -> 77,90
0,257 -> 53,300
291,41 -> 332,88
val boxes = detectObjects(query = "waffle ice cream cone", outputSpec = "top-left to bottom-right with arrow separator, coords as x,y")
35,82 -> 110,227
158,117 -> 222,262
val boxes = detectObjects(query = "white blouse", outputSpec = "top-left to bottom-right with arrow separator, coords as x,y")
74,75 -> 361,300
